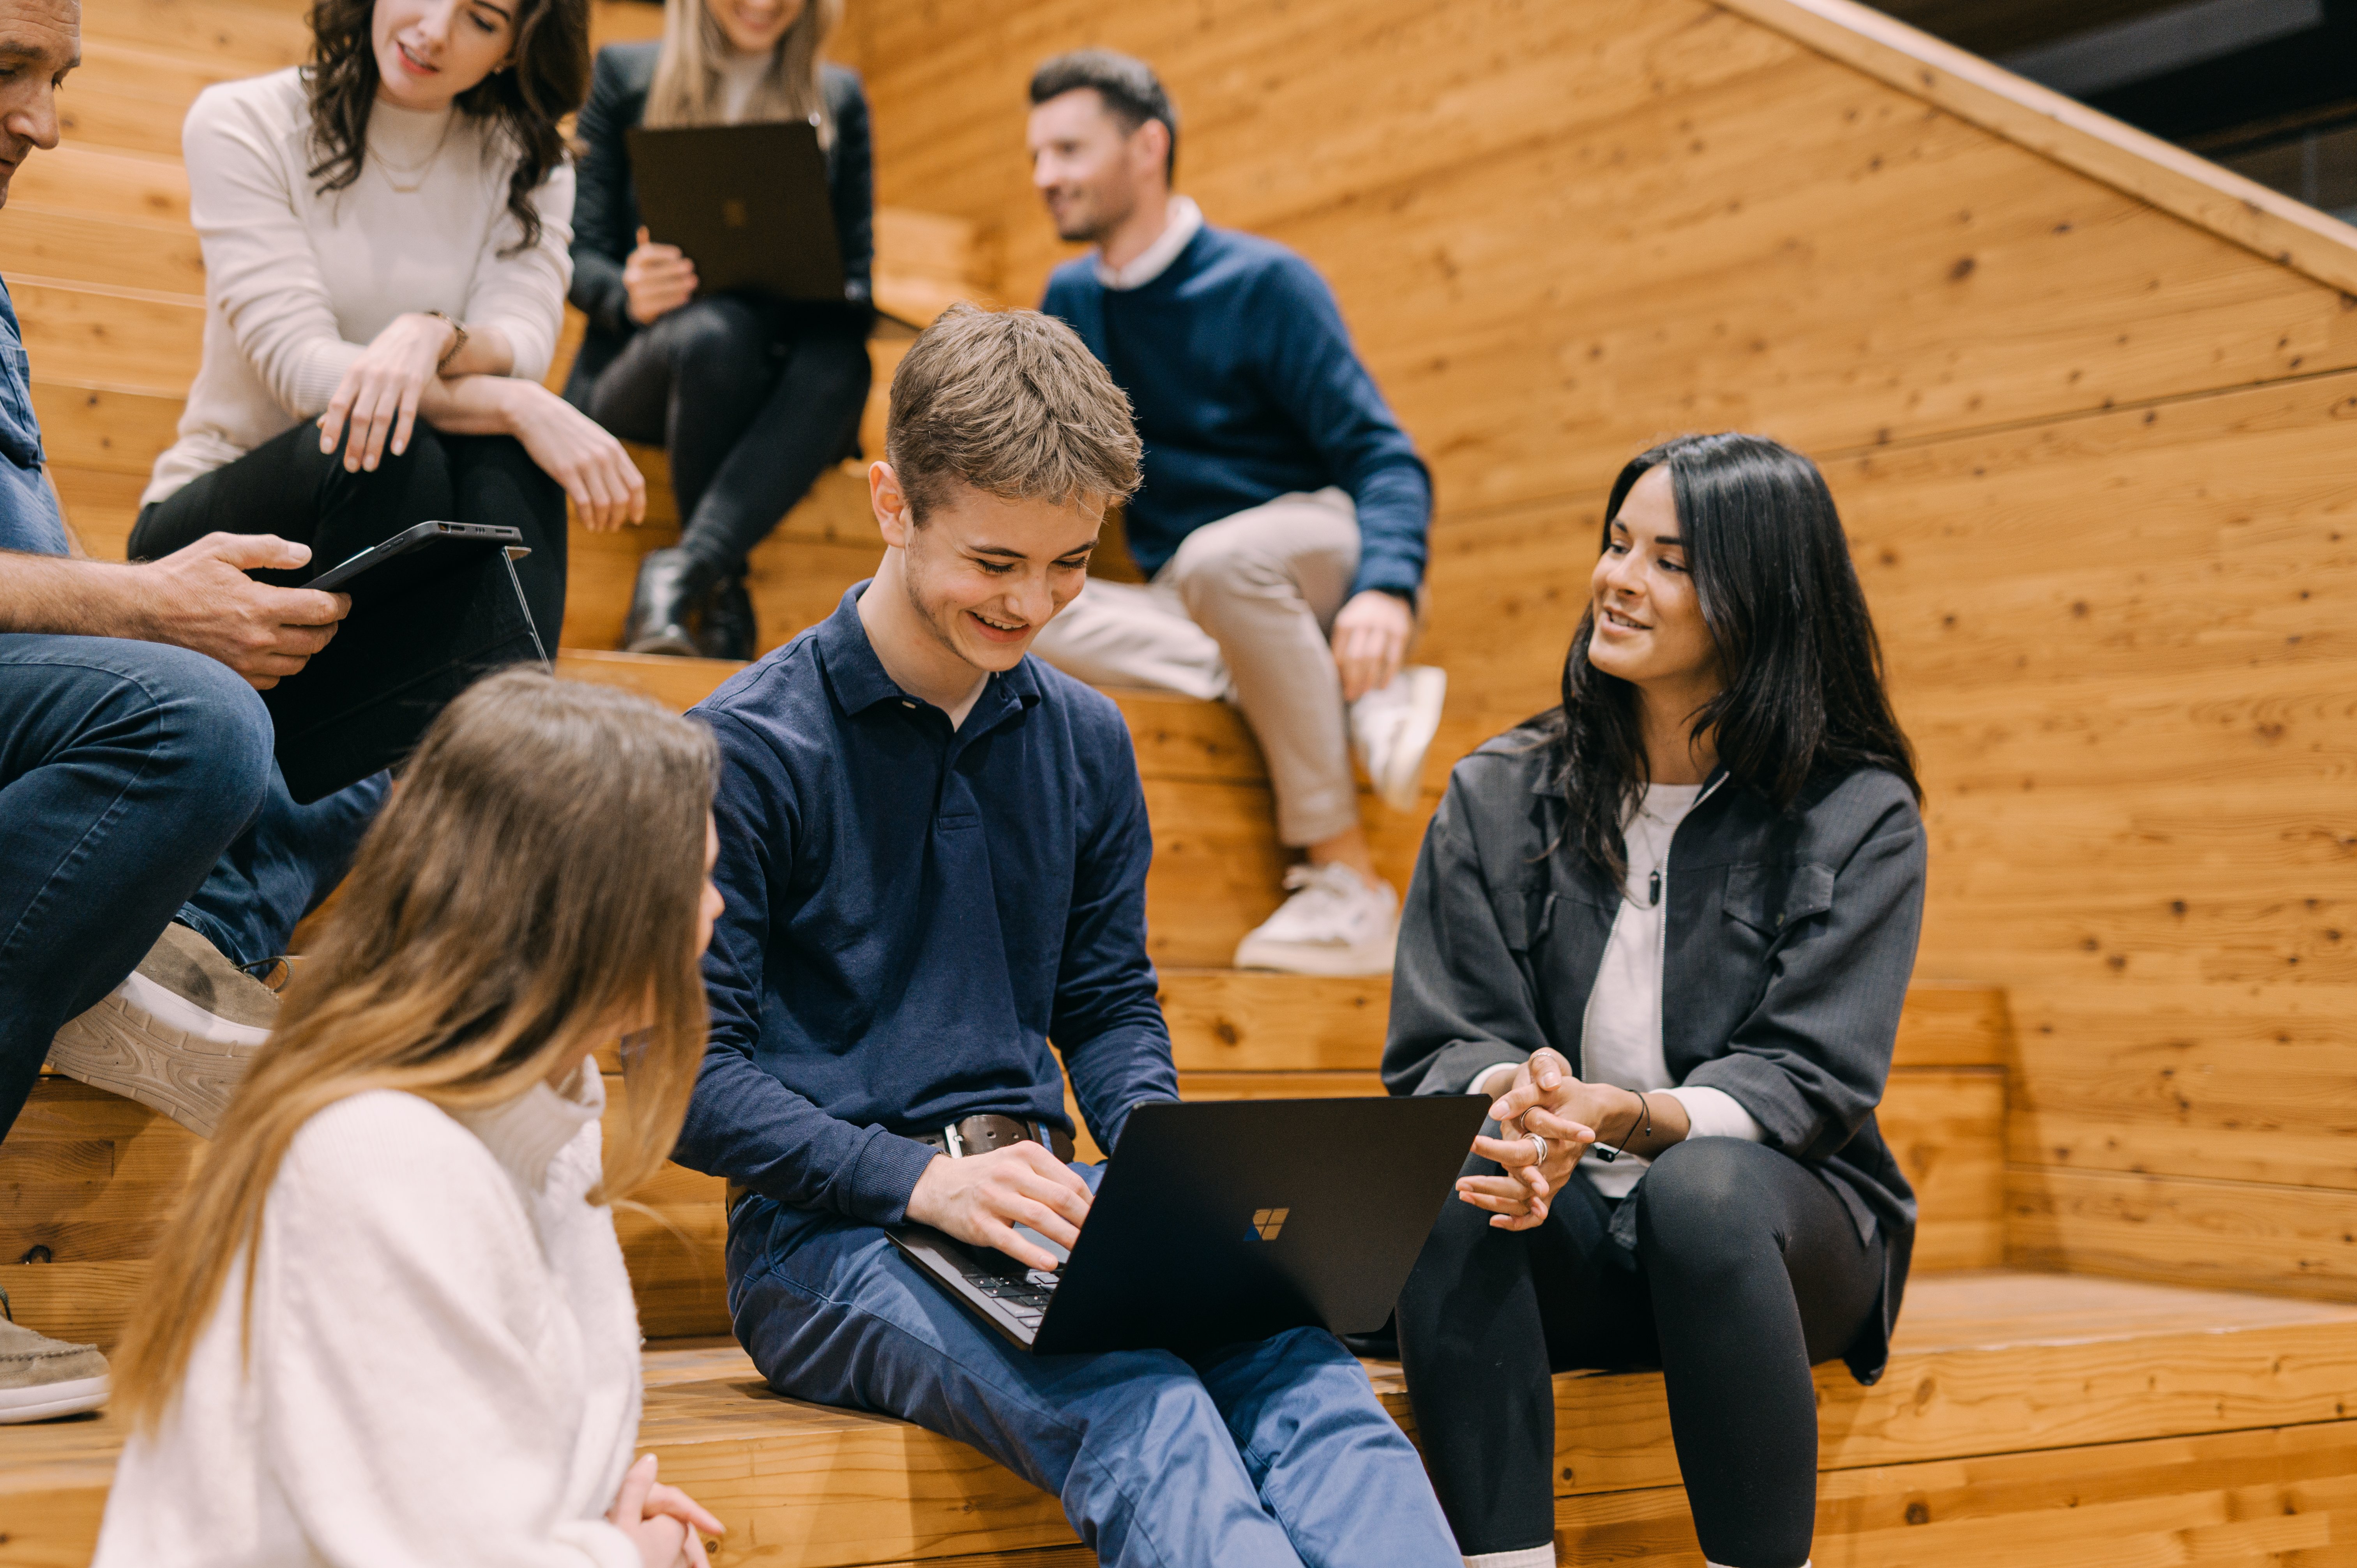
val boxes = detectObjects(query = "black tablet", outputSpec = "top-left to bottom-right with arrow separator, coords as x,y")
625,120 -> 846,304
299,520 -> 527,600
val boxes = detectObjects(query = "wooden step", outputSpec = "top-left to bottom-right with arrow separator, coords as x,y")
7,1272 -> 2353,1568
4,983 -> 2010,1351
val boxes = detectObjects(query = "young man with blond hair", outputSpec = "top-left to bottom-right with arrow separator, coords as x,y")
1025,49 -> 1445,976
676,304 -> 1457,1568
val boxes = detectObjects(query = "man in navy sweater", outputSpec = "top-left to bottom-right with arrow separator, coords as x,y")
674,304 -> 1457,1568
1025,50 -> 1444,977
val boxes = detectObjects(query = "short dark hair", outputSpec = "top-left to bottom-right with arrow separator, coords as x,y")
1028,49 -> 1178,184
885,303 -> 1141,524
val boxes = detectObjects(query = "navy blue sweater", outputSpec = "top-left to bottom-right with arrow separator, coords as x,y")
1041,225 -> 1432,600
672,586 -> 1180,1224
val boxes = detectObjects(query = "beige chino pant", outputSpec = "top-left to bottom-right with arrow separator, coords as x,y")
1032,488 -> 1362,848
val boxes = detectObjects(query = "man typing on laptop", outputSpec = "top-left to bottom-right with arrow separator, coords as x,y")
673,304 -> 1457,1568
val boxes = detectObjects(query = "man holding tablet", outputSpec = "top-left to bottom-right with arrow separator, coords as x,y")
675,304 -> 1457,1568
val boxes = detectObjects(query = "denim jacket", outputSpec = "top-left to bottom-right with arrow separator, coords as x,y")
0,277 -> 65,557
1383,725 -> 1928,1382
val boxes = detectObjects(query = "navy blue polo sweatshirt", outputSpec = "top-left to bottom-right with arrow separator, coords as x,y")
672,586 -> 1181,1224
1041,224 -> 1432,600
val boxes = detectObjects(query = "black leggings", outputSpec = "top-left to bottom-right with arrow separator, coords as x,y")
1396,1137 -> 1885,1568
127,420 -> 570,640
582,296 -> 871,578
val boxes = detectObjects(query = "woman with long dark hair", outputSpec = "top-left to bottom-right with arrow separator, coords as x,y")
94,673 -> 725,1566
564,0 -> 873,659
129,0 -> 647,642
1385,433 -> 1927,1568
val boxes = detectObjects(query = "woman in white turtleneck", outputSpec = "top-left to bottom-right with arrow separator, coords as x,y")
128,0 -> 648,646
95,671 -> 729,1568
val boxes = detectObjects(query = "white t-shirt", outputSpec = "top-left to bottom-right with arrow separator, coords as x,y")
1474,780 -> 1767,1199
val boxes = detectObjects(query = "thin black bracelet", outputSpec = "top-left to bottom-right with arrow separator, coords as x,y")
1595,1089 -> 1655,1164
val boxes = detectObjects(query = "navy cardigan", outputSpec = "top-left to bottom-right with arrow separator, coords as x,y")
564,43 -> 874,400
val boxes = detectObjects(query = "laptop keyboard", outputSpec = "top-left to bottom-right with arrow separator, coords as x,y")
960,1264 -> 1061,1329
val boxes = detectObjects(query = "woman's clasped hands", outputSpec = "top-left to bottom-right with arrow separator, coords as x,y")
1459,1047 -> 1617,1231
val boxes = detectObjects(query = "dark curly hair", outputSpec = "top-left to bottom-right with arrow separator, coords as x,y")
302,0 -> 588,254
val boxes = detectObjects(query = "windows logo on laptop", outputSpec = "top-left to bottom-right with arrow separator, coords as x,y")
1249,1208 -> 1290,1241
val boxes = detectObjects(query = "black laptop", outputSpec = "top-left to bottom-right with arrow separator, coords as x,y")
625,119 -> 845,304
890,1096 -> 1486,1355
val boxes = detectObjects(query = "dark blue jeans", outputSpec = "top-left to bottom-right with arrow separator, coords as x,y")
0,635 -> 386,1142
174,765 -> 387,972
726,1168 -> 1459,1568
0,636 -> 272,1138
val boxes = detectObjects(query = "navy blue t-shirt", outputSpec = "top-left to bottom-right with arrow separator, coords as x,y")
0,276 -> 67,557
673,585 -> 1180,1225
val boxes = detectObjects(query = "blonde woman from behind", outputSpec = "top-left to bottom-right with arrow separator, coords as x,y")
95,670 -> 728,1568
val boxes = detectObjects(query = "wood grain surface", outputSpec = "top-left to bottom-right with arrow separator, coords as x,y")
12,1275 -> 2357,1567
838,0 -> 2357,1300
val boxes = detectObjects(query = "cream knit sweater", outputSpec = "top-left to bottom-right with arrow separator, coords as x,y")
92,1067 -> 645,1567
144,68 -> 575,505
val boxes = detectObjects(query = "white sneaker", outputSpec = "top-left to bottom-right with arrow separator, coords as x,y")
0,1290 -> 108,1424
1233,862 -> 1400,976
47,923 -> 278,1139
1350,665 -> 1447,812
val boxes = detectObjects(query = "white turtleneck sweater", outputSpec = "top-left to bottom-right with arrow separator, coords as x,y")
93,1063 -> 645,1568
144,68 -> 576,505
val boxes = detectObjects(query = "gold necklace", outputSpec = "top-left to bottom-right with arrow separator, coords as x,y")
368,118 -> 454,194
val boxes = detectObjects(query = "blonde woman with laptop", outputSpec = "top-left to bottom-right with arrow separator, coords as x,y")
93,672 -> 728,1568
566,0 -> 876,660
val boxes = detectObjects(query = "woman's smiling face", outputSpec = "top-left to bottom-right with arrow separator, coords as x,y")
372,0 -> 516,112
1586,464 -> 1721,692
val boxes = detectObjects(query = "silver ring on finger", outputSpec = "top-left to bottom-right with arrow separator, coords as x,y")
1527,1132 -> 1549,1166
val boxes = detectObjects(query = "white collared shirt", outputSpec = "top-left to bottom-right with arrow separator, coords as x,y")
1094,195 -> 1204,291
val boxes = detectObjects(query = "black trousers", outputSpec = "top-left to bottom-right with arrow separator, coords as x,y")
1396,1137 -> 1885,1568
582,295 -> 871,578
128,420 -> 569,641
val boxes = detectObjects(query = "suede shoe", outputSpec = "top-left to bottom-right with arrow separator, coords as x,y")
624,547 -> 712,657
696,574 -> 758,662
48,922 -> 277,1139
0,1290 -> 108,1423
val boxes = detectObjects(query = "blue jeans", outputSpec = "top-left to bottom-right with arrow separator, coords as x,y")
727,1174 -> 1460,1568
0,636 -> 273,1137
174,765 -> 387,971
0,635 -> 387,1141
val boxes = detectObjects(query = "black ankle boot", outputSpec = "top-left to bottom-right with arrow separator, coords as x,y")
624,547 -> 714,657
696,574 -> 757,662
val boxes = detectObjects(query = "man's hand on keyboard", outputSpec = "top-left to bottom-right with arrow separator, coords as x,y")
908,1142 -> 1093,1272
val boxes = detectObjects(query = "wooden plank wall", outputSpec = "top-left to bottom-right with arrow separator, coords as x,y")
841,0 -> 2357,1299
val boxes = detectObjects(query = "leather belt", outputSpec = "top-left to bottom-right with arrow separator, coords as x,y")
917,1113 -> 1076,1164
725,1114 -> 1075,1221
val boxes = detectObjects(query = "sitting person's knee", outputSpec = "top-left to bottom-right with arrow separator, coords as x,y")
1167,525 -> 1293,611
1633,1139 -> 1769,1277
652,298 -> 766,373
161,652 -> 276,831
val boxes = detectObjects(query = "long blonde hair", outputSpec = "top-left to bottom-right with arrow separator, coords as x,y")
644,0 -> 843,139
113,670 -> 718,1432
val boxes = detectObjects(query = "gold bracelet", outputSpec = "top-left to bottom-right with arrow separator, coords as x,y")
424,310 -> 468,373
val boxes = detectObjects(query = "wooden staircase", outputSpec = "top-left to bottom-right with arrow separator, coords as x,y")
12,1 -> 2357,1564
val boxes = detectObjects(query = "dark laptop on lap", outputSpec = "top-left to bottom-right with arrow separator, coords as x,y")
891,1096 -> 1487,1355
